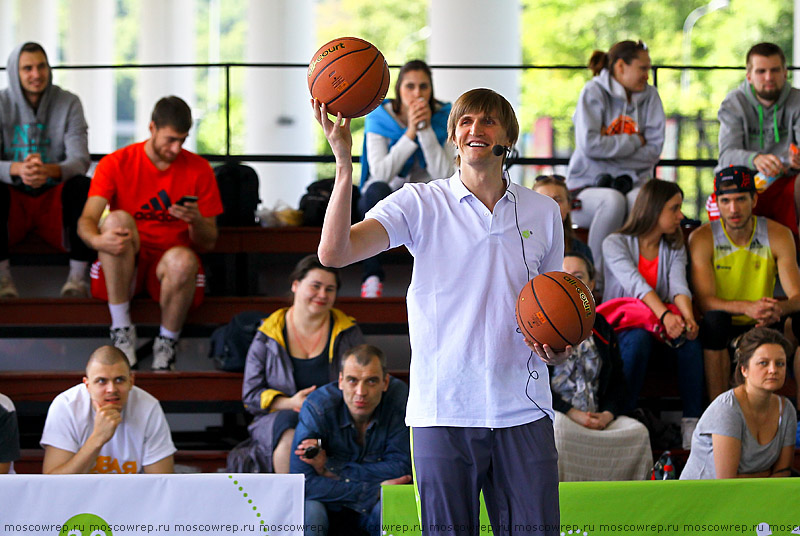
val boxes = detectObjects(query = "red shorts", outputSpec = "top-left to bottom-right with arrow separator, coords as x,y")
706,174 -> 798,237
90,245 -> 205,308
8,183 -> 66,250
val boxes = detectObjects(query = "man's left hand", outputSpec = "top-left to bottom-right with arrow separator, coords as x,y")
381,475 -> 412,485
295,438 -> 328,476
168,200 -> 201,224
525,338 -> 572,366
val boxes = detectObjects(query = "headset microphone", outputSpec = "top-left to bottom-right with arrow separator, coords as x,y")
492,145 -> 507,157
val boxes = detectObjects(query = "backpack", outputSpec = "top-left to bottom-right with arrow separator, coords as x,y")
298,178 -> 361,226
214,162 -> 261,226
208,311 -> 267,372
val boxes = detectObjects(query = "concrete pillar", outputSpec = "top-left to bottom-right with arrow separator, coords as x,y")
428,0 -> 522,181
244,0 -> 315,209
135,0 -> 196,149
795,0 -> 800,87
15,0 -> 58,63
65,0 -> 116,153
0,0 -> 15,81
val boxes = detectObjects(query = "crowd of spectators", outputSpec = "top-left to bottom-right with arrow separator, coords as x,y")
1,37 -> 799,536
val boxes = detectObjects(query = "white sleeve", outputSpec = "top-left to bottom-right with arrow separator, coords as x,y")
416,127 -> 455,180
40,395 -> 81,453
366,132 -> 419,183
141,401 -> 176,467
364,184 -> 418,250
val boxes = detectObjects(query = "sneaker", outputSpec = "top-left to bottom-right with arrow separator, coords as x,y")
60,276 -> 89,298
152,335 -> 178,371
0,275 -> 18,298
360,275 -> 383,298
110,326 -> 138,367
681,417 -> 699,450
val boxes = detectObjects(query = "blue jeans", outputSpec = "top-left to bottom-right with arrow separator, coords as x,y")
304,499 -> 381,536
617,328 -> 704,417
358,182 -> 393,282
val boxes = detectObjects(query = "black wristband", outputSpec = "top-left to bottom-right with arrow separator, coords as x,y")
660,310 -> 670,324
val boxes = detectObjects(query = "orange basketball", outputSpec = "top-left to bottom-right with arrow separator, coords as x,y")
515,271 -> 596,352
308,37 -> 390,118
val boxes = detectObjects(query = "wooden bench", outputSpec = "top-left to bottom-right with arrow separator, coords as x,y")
14,448 -> 229,474
0,370 -> 244,415
0,296 -> 409,337
0,369 -> 412,416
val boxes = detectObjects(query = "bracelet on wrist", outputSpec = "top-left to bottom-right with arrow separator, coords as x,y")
659,310 -> 671,324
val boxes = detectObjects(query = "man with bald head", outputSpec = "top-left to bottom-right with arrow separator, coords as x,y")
40,345 -> 176,474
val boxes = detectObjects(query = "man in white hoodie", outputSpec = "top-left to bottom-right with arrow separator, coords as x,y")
715,42 -> 800,238
0,42 -> 91,298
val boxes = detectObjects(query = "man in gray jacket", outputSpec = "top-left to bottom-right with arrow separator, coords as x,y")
715,42 -> 800,238
0,42 -> 91,298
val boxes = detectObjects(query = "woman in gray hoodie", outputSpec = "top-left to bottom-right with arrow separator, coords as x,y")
567,40 -> 665,290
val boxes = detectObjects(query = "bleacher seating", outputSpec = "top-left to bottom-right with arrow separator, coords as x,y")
5,222 -> 799,474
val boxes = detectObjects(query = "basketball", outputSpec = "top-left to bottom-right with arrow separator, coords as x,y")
307,37 -> 390,118
516,271 -> 596,352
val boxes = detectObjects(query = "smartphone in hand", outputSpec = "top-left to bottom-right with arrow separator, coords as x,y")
176,195 -> 198,206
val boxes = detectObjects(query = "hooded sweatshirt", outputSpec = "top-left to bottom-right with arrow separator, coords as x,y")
0,43 -> 90,191
566,68 -> 665,190
717,79 -> 800,173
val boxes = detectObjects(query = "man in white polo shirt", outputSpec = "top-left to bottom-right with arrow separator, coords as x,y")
312,89 -> 568,535
41,345 -> 175,474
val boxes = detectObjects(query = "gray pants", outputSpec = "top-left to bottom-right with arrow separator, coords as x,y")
411,418 -> 560,536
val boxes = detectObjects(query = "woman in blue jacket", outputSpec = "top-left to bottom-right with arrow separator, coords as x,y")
358,60 -> 455,297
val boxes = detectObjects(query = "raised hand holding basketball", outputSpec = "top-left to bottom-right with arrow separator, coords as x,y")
311,99 -> 352,162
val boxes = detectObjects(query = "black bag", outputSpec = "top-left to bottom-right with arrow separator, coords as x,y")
298,178 -> 361,226
214,162 -> 260,226
208,310 -> 267,372
630,407 -> 682,451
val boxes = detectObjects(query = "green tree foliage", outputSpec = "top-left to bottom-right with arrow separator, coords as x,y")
520,0 -> 794,218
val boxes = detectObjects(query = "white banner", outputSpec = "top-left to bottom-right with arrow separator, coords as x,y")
0,473 -> 305,536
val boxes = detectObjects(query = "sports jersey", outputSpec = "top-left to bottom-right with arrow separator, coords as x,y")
712,216 -> 776,325
89,142 -> 223,251
40,384 -> 176,473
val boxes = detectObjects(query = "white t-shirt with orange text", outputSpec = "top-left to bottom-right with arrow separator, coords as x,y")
41,384 -> 176,473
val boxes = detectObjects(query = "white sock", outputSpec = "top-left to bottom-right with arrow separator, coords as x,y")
159,326 -> 180,340
68,260 -> 88,280
109,302 -> 132,330
0,259 -> 10,278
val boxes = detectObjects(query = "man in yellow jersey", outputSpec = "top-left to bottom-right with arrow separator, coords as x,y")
689,166 -> 800,401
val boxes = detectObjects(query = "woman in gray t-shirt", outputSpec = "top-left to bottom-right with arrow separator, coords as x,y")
681,327 -> 797,479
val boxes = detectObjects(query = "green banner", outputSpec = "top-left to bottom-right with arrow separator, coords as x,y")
382,480 -> 800,535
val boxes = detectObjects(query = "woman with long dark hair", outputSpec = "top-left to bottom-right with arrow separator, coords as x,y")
567,40 -> 665,289
602,179 -> 704,447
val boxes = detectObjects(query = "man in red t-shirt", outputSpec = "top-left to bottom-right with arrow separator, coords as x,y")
78,96 -> 223,370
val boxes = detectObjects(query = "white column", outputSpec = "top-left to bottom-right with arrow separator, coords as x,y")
429,1 -> 521,107
795,0 -> 800,88
15,0 -> 58,63
244,0 -> 315,209
65,0 -> 116,154
429,0 -> 522,181
135,0 -> 196,149
0,0 -> 15,83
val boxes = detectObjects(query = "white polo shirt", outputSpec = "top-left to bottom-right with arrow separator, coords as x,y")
367,172 -> 564,428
